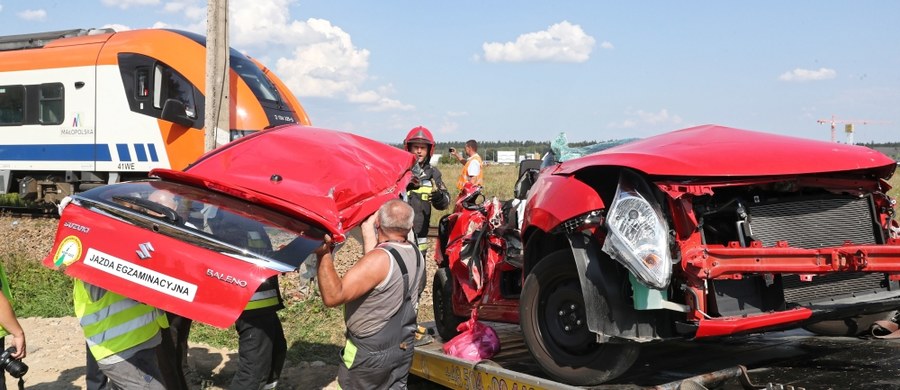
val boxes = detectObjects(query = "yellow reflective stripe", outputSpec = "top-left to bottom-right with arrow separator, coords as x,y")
342,338 -> 358,368
88,318 -> 161,360
0,264 -> 10,338
245,296 -> 279,310
410,186 -> 432,194
74,280 -> 163,360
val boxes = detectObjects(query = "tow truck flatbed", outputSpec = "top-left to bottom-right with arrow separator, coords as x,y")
411,322 -> 900,389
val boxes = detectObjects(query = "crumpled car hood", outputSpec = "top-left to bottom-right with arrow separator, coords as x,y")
152,124 -> 415,242
555,125 -> 897,178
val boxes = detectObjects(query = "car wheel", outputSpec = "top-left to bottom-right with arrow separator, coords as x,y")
433,267 -> 465,341
520,250 -> 639,386
803,310 -> 898,336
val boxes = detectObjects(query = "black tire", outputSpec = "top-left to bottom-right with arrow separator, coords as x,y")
433,267 -> 466,341
520,250 -> 639,386
803,310 -> 898,336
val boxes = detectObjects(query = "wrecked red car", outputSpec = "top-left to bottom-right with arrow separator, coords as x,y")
434,124 -> 900,385
43,125 -> 415,328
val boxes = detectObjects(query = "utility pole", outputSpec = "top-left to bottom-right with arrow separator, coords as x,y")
204,0 -> 229,152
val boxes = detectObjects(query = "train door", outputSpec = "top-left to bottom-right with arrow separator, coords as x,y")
97,52 -> 206,182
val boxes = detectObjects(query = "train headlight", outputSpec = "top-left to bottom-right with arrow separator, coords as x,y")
601,170 -> 672,289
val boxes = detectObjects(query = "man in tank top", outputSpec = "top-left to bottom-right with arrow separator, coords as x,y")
314,199 -> 425,389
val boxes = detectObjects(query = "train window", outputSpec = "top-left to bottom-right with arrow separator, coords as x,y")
153,65 -> 197,119
0,85 -> 25,126
135,68 -> 150,98
39,83 -> 64,125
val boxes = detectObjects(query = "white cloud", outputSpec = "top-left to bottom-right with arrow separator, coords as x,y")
482,21 -> 596,63
600,41 -> 614,50
132,0 -> 408,111
0,5 -> 4,13
101,24 -> 132,32
101,0 -> 160,9
779,67 -> 837,82
17,9 -> 46,21
607,108 -> 683,129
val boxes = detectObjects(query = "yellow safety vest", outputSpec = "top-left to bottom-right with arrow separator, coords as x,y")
457,154 -> 484,191
74,280 -> 168,360
0,264 -> 11,338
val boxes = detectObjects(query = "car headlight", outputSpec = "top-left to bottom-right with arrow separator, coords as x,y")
601,170 -> 672,289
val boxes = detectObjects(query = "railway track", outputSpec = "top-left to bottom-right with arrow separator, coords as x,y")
0,205 -> 58,218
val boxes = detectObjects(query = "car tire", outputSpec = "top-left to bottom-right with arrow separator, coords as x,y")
520,250 -> 639,386
803,310 -> 898,336
433,267 -> 465,341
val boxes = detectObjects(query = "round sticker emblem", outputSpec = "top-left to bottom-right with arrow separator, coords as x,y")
54,236 -> 83,267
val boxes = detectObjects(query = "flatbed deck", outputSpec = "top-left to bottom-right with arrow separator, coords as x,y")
411,321 -> 900,389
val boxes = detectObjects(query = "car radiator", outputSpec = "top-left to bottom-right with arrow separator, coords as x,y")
745,195 -> 889,304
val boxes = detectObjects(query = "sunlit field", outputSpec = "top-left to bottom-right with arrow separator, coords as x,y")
434,161 -> 900,224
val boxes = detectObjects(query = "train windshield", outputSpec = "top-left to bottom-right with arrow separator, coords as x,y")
230,54 -> 286,108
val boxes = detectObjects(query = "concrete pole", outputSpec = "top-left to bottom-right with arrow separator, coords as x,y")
204,0 -> 230,152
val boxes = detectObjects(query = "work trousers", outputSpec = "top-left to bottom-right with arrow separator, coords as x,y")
85,342 -> 109,390
98,348 -> 166,390
229,312 -> 287,390
165,313 -> 192,390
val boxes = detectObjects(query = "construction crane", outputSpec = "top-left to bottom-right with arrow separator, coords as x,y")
816,115 -> 888,144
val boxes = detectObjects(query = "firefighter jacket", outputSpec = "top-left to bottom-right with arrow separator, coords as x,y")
241,275 -> 284,317
407,163 -> 450,251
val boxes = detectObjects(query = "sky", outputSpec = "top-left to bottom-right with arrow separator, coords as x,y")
1,1 -> 898,144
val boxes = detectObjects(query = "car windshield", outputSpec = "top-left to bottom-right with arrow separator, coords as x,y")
74,180 -> 326,272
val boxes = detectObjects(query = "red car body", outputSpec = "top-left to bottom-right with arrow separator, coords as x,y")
43,124 -> 415,328
434,124 -> 900,385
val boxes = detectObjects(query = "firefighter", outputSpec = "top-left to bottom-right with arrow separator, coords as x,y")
403,126 -> 450,346
403,126 -> 451,256
211,215 -> 287,390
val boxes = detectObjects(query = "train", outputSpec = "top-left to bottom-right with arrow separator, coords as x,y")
0,28 -> 311,204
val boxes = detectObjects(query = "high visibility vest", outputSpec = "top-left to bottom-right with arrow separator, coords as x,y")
244,280 -> 282,311
0,264 -> 11,338
74,280 -> 168,360
457,154 -> 484,191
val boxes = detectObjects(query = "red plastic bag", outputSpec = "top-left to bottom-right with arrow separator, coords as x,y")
442,310 -> 500,361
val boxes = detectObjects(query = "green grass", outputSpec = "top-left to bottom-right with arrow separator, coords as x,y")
3,253 -> 74,317
430,163 -> 519,226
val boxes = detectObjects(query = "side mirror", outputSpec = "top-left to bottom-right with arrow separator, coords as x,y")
161,98 -> 195,128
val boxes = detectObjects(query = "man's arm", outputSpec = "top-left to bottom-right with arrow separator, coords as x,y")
0,294 -> 25,359
316,248 -> 390,307
430,169 -> 451,210
314,213 -> 387,307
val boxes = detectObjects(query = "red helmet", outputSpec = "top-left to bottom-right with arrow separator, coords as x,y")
404,126 -> 435,157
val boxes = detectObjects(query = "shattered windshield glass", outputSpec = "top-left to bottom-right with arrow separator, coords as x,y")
549,132 -> 638,163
